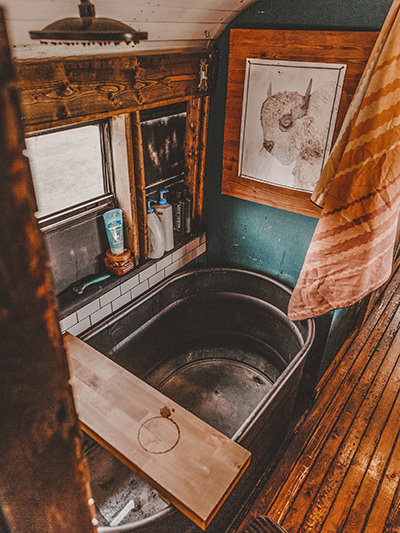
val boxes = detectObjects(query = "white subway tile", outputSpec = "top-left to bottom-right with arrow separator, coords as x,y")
149,269 -> 166,288
90,303 -> 112,325
120,274 -> 139,294
156,254 -> 172,272
59,313 -> 78,333
187,236 -> 200,252
194,242 -> 207,257
100,286 -> 121,307
164,261 -> 181,278
67,317 -> 91,336
112,291 -> 132,312
131,280 -> 149,300
172,246 -> 186,263
77,299 -> 100,321
139,264 -> 157,282
180,251 -> 194,268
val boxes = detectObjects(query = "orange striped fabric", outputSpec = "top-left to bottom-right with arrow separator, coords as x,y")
288,0 -> 400,321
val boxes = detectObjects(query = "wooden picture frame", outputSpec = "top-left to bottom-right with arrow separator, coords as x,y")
222,29 -> 378,218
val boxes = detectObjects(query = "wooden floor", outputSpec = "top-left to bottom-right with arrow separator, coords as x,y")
235,263 -> 400,533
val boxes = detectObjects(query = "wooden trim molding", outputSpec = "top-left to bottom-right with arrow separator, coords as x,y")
196,96 -> 210,223
15,49 -> 217,131
222,29 -> 378,218
131,110 -> 148,258
185,97 -> 202,218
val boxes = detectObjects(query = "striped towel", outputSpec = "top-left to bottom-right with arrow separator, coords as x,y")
288,0 -> 400,321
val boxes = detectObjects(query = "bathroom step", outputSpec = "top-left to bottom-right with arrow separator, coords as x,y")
64,333 -> 251,530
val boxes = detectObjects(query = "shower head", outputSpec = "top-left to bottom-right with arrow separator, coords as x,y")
29,0 -> 148,46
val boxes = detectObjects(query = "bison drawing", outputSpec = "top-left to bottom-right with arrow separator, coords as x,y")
260,78 -> 334,190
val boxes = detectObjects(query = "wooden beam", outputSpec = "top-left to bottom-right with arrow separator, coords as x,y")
185,97 -> 202,219
14,50 -> 217,130
130,110 -> 148,258
64,333 -> 251,531
0,9 -> 95,532
196,96 -> 210,224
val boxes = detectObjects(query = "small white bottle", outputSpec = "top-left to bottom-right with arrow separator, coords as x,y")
147,199 -> 165,259
155,188 -> 174,251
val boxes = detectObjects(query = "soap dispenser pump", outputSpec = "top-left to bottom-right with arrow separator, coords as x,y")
147,198 -> 165,259
155,188 -> 174,251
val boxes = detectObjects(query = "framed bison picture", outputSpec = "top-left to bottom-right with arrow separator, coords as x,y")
239,59 -> 346,193
222,29 -> 378,217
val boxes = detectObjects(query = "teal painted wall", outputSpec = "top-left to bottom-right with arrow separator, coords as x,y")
204,0 -> 392,288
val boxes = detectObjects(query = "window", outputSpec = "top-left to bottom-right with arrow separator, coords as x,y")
26,120 -> 114,228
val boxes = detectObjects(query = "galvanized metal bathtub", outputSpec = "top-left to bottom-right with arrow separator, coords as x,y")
80,267 -> 315,532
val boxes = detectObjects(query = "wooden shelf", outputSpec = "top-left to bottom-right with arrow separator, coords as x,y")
64,333 -> 251,530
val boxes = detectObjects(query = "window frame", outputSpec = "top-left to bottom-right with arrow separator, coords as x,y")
26,119 -> 116,232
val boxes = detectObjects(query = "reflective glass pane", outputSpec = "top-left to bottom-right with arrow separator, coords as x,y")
26,124 -> 105,218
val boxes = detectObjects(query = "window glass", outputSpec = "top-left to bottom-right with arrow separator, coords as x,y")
26,124 -> 106,219
140,102 -> 186,191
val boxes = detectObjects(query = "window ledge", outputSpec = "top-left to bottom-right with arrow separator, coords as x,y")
58,232 -> 206,336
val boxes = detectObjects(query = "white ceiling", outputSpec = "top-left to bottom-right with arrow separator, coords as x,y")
2,0 -> 259,59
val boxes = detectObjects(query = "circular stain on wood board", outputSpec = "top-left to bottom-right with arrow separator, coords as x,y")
138,416 -> 180,454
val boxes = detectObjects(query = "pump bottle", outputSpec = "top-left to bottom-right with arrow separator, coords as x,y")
147,199 -> 165,259
155,188 -> 174,251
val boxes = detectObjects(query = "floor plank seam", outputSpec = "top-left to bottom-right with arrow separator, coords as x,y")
304,338 -> 400,533
359,384 -> 400,532
270,307 -> 400,527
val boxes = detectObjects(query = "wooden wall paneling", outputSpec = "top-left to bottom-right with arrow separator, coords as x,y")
196,95 -> 210,223
111,114 -> 140,262
222,29 -> 378,217
15,50 -> 217,130
185,97 -> 202,219
0,9 -> 96,532
131,110 -> 148,258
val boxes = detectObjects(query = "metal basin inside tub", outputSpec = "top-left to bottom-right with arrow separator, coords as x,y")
80,267 -> 315,531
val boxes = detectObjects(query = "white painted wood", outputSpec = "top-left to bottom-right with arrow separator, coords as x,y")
110,114 -> 137,255
6,2 -> 240,22
11,40 -> 210,61
10,20 -> 221,43
1,0 -> 258,58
